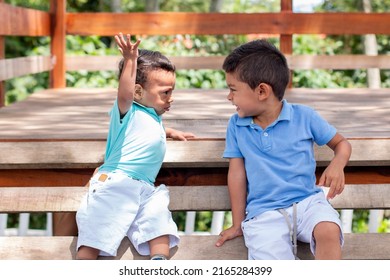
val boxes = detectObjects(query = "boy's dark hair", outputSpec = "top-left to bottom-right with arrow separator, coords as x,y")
223,39 -> 290,101
118,49 -> 176,86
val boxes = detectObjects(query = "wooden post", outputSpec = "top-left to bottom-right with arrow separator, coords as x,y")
50,0 -> 67,235
280,0 -> 293,88
0,0 -> 5,107
50,0 -> 66,88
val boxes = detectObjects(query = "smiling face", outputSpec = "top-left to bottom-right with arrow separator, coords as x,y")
225,72 -> 262,118
135,69 -> 176,115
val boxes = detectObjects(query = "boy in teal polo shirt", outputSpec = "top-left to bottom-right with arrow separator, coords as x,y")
76,33 -> 194,260
215,39 -> 352,259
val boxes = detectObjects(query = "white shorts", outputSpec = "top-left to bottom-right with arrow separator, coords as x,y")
242,191 -> 343,260
76,171 -> 179,256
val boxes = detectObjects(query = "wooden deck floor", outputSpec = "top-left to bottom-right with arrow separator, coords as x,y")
0,87 -> 389,140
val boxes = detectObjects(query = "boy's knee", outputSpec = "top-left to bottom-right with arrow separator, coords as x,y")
76,246 -> 99,260
313,221 -> 341,243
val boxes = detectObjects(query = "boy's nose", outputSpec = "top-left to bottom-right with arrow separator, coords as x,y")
227,92 -> 232,100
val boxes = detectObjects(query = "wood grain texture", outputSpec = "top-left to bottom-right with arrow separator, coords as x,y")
0,184 -> 389,213
0,139 -> 389,169
0,56 -> 52,81
0,88 -> 389,140
0,3 -> 50,36
66,12 -> 390,36
65,55 -> 390,71
0,234 -> 389,260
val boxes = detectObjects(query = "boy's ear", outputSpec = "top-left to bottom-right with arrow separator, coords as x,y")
257,83 -> 272,100
134,84 -> 143,100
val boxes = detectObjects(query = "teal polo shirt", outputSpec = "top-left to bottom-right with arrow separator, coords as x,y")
223,100 -> 337,220
99,100 -> 166,184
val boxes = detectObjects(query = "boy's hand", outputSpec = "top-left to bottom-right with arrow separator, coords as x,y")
114,32 -> 141,59
318,162 -> 345,199
165,127 -> 196,141
215,226 -> 243,247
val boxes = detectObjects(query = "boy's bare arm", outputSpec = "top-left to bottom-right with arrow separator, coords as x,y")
165,127 -> 196,141
216,157 -> 247,247
319,132 -> 352,199
114,33 -> 141,115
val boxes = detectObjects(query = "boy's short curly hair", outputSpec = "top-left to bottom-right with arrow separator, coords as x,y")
223,39 -> 290,101
118,49 -> 176,86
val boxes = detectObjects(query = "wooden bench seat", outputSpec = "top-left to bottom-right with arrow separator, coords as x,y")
0,184 -> 389,260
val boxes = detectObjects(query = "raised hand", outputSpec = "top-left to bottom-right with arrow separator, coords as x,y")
114,32 -> 141,59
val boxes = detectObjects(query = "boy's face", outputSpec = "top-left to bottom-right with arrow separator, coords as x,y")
137,70 -> 176,115
225,72 -> 261,118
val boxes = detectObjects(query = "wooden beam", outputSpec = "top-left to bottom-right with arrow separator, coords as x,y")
50,0 -> 66,88
287,54 -> 390,70
66,55 -> 226,71
0,233 -> 388,260
0,184 -> 389,213
0,166 -> 388,187
0,139 -> 388,169
66,12 -> 390,36
65,55 -> 390,71
280,0 -> 293,54
0,234 -> 388,260
0,3 -> 50,36
0,56 -> 52,81
0,2 -> 4,107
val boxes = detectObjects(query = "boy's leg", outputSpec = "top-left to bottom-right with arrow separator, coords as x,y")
76,246 -> 100,260
297,191 -> 343,259
127,185 -> 179,258
242,210 -> 295,260
313,222 -> 342,260
54,169 -> 97,236
53,212 -> 78,236
149,235 -> 170,260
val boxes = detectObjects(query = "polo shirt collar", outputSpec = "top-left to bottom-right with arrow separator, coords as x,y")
133,101 -> 162,122
236,99 -> 292,127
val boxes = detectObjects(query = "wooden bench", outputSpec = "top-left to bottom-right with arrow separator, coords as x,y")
0,138 -> 389,260
0,183 -> 389,260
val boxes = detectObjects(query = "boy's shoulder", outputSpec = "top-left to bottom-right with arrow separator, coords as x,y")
286,101 -> 318,118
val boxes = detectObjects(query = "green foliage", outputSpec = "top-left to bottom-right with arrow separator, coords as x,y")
6,213 -> 47,230
5,0 -> 49,10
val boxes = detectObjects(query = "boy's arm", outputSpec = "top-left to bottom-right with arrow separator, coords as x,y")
114,33 -> 141,115
165,127 -> 196,141
319,132 -> 352,199
215,157 -> 247,247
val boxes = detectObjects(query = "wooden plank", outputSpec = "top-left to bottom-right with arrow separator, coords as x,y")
66,55 -> 225,71
0,138 -> 388,169
0,20 -> 4,107
50,0 -> 66,88
287,55 -> 390,70
0,56 -> 52,81
66,12 -> 390,36
0,234 -> 388,260
0,184 -> 389,213
65,55 -> 390,71
0,3 -> 50,36
0,166 -> 388,188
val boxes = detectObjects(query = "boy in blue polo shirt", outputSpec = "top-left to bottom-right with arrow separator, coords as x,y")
76,33 -> 194,260
215,39 -> 352,260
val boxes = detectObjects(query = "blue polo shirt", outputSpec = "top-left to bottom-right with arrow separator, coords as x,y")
223,100 -> 336,220
99,100 -> 166,184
